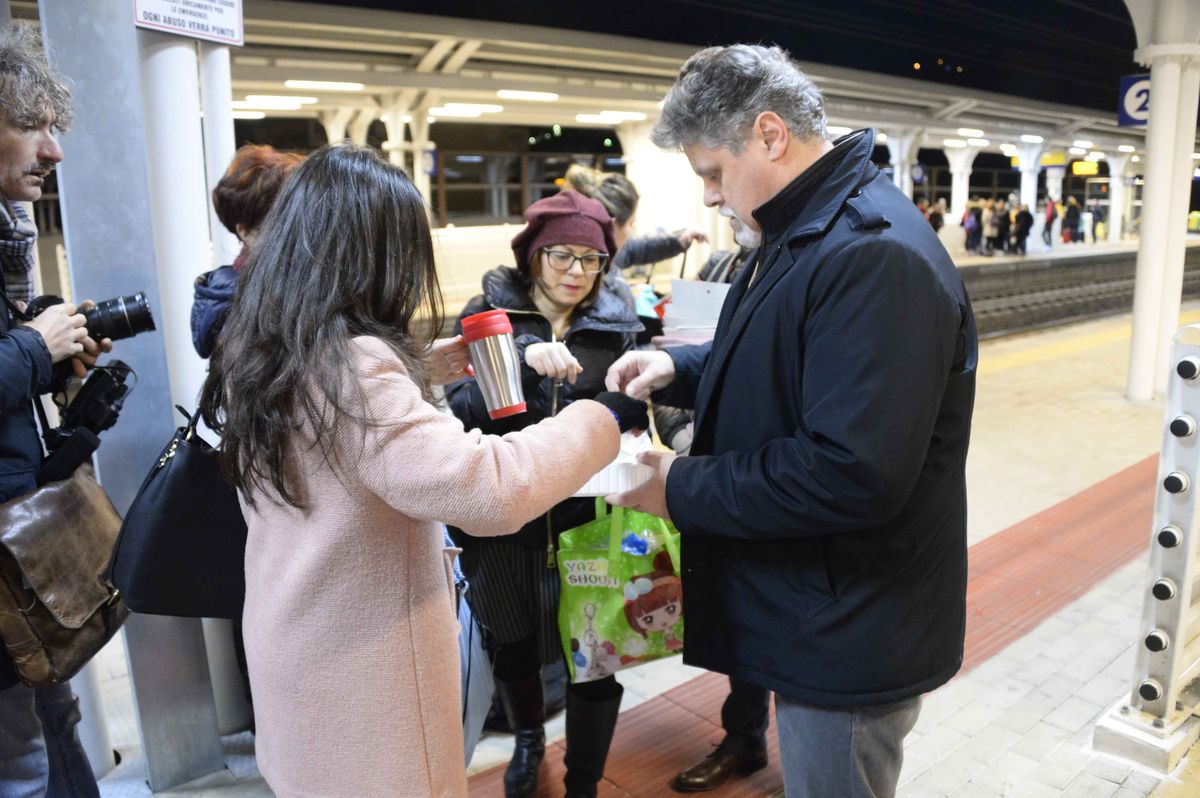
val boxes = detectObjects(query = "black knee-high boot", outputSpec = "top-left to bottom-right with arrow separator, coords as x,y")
495,675 -> 546,798
563,682 -> 623,798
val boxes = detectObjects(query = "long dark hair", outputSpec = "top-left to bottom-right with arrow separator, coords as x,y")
199,143 -> 443,508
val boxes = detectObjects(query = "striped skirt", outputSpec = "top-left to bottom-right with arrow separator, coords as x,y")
458,538 -> 564,666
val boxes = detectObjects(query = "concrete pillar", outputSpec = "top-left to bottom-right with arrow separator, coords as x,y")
1129,54 -> 1181,399
198,42 -> 240,269
135,29 -> 227,787
1106,153 -> 1131,242
885,129 -> 921,200
382,104 -> 409,170
1128,46 -> 1200,398
347,108 -> 375,146
1155,57 -> 1200,390
320,106 -> 357,143
408,111 -> 434,209
1016,141 -> 1045,212
620,120 -> 716,260
1044,166 -> 1065,204
944,146 -> 981,220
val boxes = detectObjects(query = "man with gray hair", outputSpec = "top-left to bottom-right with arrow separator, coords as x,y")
607,44 -> 976,797
0,22 -> 106,798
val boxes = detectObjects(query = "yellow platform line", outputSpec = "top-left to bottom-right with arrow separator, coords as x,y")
980,309 -> 1200,377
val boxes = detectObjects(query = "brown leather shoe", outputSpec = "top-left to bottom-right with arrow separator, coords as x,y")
670,745 -> 769,792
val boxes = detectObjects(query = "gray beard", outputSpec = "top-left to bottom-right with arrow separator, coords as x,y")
730,217 -> 763,249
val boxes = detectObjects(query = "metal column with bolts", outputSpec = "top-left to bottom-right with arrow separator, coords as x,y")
1095,325 -> 1200,772
38,0 -> 224,788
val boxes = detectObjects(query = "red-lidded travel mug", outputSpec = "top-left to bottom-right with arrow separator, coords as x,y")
460,309 -> 527,420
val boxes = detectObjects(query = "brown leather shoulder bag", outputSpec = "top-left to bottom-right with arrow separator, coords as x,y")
0,466 -> 128,687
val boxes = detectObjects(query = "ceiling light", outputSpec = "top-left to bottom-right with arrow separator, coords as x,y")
246,95 -> 317,105
1132,155 -> 1140,163
876,132 -> 888,143
999,143 -> 1017,153
1118,144 -> 1136,153
1019,134 -> 1044,143
442,103 -> 503,114
429,107 -> 482,117
957,128 -> 984,138
1072,139 -> 1094,149
232,111 -> 266,120
826,125 -> 852,137
232,99 -> 303,111
967,138 -> 989,147
943,138 -> 967,148
1069,147 -> 1086,155
284,80 -> 364,92
599,110 -> 647,121
1086,151 -> 1105,161
497,90 -> 559,102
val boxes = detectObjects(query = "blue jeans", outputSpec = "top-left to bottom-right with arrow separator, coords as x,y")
0,682 -> 99,798
775,693 -> 921,798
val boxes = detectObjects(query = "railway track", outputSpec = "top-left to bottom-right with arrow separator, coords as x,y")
962,248 -> 1200,338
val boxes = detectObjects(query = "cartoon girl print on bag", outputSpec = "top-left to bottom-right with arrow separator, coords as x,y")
622,551 -> 683,651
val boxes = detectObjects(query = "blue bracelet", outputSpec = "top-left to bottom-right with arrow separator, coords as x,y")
605,407 -> 622,429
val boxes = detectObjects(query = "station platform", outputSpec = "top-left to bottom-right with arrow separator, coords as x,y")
91,296 -> 1200,796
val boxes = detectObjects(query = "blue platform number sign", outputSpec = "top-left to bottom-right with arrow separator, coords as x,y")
1119,75 -> 1150,127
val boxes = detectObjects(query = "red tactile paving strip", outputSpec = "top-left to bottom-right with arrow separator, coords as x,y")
468,455 -> 1158,797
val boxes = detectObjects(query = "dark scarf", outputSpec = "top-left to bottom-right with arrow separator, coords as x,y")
0,198 -> 37,304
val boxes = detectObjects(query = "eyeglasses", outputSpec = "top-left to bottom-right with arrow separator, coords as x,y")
540,247 -> 608,274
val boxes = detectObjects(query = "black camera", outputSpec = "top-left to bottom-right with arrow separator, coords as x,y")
37,360 -> 134,484
27,292 -> 156,342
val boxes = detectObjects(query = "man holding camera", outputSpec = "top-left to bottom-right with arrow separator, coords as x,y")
0,23 -> 111,798
606,45 -> 976,798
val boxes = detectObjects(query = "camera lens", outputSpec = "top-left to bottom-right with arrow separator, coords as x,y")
84,293 -> 156,342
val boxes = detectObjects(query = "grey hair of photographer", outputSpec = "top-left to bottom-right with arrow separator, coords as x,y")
0,23 -> 72,131
651,44 -> 826,152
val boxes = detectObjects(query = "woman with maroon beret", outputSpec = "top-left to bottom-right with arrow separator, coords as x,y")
446,190 -> 643,798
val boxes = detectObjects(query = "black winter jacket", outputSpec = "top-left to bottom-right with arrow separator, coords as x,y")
0,289 -> 53,689
655,129 -> 977,708
446,266 -> 641,549
190,264 -> 238,358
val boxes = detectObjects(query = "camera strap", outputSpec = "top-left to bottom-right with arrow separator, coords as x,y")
0,279 -> 31,322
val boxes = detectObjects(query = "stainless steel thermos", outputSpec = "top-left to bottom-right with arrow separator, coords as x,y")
460,309 -> 527,420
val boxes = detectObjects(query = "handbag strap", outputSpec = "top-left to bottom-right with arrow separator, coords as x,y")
607,504 -> 624,572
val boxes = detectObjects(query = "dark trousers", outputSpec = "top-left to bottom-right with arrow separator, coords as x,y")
721,676 -> 771,754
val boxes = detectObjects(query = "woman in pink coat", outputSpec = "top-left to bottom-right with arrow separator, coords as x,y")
198,143 -> 647,797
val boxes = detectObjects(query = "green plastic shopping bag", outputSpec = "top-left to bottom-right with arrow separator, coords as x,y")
557,498 -> 683,684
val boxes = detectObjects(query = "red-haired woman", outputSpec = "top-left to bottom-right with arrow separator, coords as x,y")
191,144 -> 304,358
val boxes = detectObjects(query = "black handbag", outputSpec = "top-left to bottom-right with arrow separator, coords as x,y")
108,407 -> 247,619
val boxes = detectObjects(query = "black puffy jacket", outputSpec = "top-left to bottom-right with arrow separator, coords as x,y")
445,266 -> 641,549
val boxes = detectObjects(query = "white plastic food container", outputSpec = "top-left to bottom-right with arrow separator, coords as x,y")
573,432 -> 654,496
